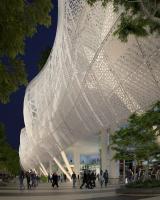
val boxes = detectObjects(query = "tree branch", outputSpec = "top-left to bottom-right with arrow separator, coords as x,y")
140,0 -> 152,17
139,0 -> 160,25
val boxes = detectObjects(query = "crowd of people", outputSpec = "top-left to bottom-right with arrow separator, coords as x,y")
125,166 -> 160,183
19,164 -> 160,190
79,170 -> 108,189
48,172 -> 67,188
71,169 -> 109,189
19,170 -> 40,190
19,169 -> 109,190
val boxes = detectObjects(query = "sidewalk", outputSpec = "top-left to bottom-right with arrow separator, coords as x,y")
0,181 -> 159,200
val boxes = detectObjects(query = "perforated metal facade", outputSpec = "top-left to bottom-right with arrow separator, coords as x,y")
19,0 -> 160,170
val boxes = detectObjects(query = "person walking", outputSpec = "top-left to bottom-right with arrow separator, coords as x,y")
31,171 -> 36,188
26,171 -> 31,189
100,170 -> 104,188
63,174 -> 67,182
60,174 -> 63,182
126,168 -> 133,183
103,170 -> 109,187
51,172 -> 59,188
19,170 -> 25,190
71,171 -> 77,188
80,171 -> 88,189
48,174 -> 51,183
90,171 -> 96,188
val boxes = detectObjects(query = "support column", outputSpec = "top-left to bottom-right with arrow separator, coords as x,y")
53,157 -> 71,182
109,150 -> 119,184
39,166 -> 47,176
37,166 -> 41,176
33,168 -> 38,174
47,151 -> 71,181
61,151 -> 73,176
100,129 -> 119,184
49,161 -> 53,175
100,129 -> 110,171
40,163 -> 48,176
73,146 -> 80,175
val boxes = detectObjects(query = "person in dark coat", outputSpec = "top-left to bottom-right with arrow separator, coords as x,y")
103,170 -> 109,187
80,171 -> 88,189
48,174 -> 51,183
90,171 -> 96,188
26,171 -> 31,189
71,171 -> 77,188
126,168 -> 133,183
19,170 -> 25,190
63,174 -> 67,182
52,172 -> 59,188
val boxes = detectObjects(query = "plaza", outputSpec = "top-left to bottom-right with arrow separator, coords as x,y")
0,181 -> 159,200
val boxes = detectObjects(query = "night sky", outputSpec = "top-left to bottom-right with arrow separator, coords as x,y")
0,0 -> 58,150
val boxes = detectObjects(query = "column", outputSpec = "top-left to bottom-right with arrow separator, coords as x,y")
40,163 -> 48,176
49,161 -> 53,175
53,157 -> 71,182
109,150 -> 120,184
100,129 -> 119,184
73,146 -> 80,175
61,151 -> 73,176
39,166 -> 47,176
100,129 -> 110,171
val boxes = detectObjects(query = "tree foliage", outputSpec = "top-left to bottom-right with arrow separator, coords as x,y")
0,123 -> 20,175
0,0 -> 53,103
0,58 -> 27,103
111,101 -> 160,163
87,0 -> 160,41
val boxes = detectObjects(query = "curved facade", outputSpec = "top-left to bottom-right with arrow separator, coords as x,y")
19,0 -> 160,172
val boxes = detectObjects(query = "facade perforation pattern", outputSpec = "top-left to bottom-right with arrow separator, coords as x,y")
19,0 -> 160,170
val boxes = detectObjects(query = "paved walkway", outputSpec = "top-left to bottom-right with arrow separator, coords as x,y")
0,181 -> 159,200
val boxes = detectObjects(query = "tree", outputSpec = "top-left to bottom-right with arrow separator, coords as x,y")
110,101 -> 160,180
111,124 -> 159,162
38,47 -> 52,71
0,123 -> 7,164
0,123 -> 20,175
0,0 -> 53,103
0,58 -> 27,103
140,101 -> 160,134
86,0 -> 160,41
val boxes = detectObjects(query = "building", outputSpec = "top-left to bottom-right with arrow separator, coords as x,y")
19,0 -> 160,182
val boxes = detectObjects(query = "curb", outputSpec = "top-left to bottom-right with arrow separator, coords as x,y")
116,187 -> 160,195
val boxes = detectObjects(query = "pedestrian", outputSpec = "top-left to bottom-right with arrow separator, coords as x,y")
126,168 -> 133,183
86,171 -> 93,189
103,170 -> 109,187
80,171 -> 88,189
90,171 -> 96,188
31,171 -> 36,188
51,172 -> 59,188
36,174 -> 39,186
63,174 -> 67,182
19,170 -> 25,190
97,173 -> 100,181
48,174 -> 51,183
100,170 -> 104,188
26,171 -> 31,189
60,174 -> 63,182
71,171 -> 77,188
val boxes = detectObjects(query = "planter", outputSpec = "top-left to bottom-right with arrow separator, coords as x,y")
116,186 -> 160,194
